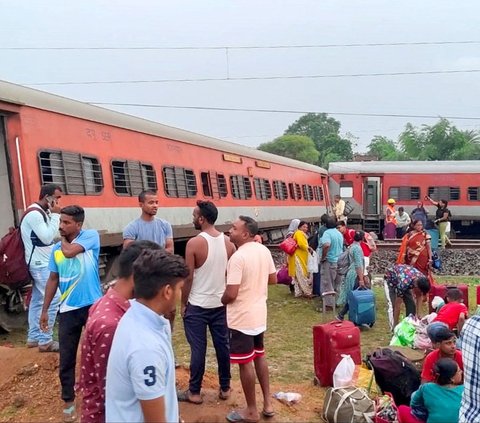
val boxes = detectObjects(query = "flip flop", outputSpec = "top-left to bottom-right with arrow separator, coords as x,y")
262,409 -> 275,418
177,389 -> 203,404
226,410 -> 259,423
218,388 -> 231,400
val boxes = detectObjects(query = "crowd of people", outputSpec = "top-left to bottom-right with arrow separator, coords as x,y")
21,185 -> 277,423
18,184 -> 480,423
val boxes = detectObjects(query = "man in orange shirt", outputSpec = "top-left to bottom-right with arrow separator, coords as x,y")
222,216 -> 277,423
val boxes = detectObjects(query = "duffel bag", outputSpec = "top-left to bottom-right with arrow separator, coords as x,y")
323,386 -> 375,423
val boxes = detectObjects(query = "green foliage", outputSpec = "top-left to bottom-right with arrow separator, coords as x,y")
284,113 -> 353,167
258,134 -> 319,164
367,135 -> 404,160
398,118 -> 480,160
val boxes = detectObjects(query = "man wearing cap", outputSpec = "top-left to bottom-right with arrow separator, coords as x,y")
385,199 -> 397,240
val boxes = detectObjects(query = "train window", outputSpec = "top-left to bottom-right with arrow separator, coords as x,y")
254,178 -> 272,200
313,186 -> 324,201
230,175 -> 252,199
428,186 -> 460,201
200,172 -> 228,198
468,187 -> 480,201
303,185 -> 314,201
288,183 -> 302,200
388,186 -> 420,201
112,160 -> 157,196
39,150 -> 103,195
339,181 -> 353,198
163,166 -> 197,198
273,180 -> 288,200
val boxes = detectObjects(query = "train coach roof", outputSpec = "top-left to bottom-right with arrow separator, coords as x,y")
0,80 -> 327,175
329,160 -> 480,174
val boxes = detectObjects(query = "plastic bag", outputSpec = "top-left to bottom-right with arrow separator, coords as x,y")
276,266 -> 292,285
389,317 -> 416,347
307,251 -> 319,273
333,354 -> 355,388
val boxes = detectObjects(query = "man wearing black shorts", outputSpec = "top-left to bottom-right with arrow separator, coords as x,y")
222,216 -> 277,423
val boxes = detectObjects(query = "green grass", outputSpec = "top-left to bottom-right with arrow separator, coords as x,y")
173,276 -> 479,384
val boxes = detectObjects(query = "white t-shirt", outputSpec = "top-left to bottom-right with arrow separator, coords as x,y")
105,301 -> 177,423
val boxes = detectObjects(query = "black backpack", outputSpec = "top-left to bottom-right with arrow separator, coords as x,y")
367,347 -> 420,406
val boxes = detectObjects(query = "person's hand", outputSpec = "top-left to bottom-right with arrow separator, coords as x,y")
49,199 -> 61,214
40,311 -> 49,332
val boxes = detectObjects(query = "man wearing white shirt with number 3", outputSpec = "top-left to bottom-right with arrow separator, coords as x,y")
105,249 -> 189,423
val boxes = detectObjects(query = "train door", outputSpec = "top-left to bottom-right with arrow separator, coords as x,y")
0,116 -> 16,234
363,177 -> 381,215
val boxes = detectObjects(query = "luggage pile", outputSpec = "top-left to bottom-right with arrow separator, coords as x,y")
314,320 -> 425,423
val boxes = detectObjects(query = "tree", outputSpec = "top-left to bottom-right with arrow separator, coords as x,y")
367,136 -> 403,160
258,135 -> 319,164
398,119 -> 480,160
284,113 -> 353,167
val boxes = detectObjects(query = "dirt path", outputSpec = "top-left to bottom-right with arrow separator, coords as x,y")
0,346 -> 325,422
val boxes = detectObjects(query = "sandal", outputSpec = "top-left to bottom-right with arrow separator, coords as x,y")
39,341 -> 60,353
177,389 -> 203,404
62,405 -> 76,423
226,410 -> 259,423
262,409 -> 275,418
219,388 -> 231,400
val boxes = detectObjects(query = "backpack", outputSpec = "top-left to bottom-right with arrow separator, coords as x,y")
366,347 -> 421,406
322,386 -> 375,423
336,248 -> 351,276
308,230 -> 319,250
0,208 -> 47,289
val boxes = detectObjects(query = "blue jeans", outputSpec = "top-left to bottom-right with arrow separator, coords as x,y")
27,267 -> 60,346
183,304 -> 231,394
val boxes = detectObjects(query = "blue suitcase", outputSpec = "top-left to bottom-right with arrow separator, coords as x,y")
347,288 -> 376,327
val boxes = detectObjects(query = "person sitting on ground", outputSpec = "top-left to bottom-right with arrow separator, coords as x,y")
395,207 -> 411,239
398,358 -> 464,423
336,220 -> 355,247
421,326 -> 463,384
432,288 -> 468,333
384,264 -> 431,330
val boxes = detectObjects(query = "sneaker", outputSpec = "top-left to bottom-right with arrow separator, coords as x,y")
39,341 -> 60,353
62,404 -> 76,423
335,314 -> 344,322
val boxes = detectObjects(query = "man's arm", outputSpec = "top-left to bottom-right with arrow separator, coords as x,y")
458,312 -> 466,334
24,211 -> 60,245
40,272 -> 59,331
425,196 -> 439,207
140,397 -> 166,423
321,243 -> 330,261
393,296 -> 403,328
181,238 -> 197,316
60,238 -> 85,258
415,292 -> 424,318
268,272 -> 277,285
221,284 -> 239,305
164,238 -> 174,254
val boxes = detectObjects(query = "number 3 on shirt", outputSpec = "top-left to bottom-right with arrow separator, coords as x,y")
143,366 -> 156,386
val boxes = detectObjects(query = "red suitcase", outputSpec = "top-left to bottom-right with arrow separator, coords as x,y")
313,320 -> 361,387
428,283 -> 469,313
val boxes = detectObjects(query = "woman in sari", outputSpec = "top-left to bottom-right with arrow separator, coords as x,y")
397,219 -> 433,276
336,231 -> 366,321
287,220 -> 313,298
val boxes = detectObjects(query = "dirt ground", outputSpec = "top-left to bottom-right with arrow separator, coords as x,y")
0,345 -> 325,423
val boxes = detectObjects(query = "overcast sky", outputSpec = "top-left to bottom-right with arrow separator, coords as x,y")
1,0 -> 480,152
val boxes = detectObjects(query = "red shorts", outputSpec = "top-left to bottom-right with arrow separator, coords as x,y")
229,329 -> 265,364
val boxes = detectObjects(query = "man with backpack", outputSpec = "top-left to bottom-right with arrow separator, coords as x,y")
20,184 -> 63,352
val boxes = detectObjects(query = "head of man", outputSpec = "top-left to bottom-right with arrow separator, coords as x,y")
387,198 -> 396,206
192,200 -> 218,230
398,206 -> 404,216
133,249 -> 189,316
439,199 -> 448,208
228,216 -> 258,247
326,216 -> 337,229
116,240 -> 161,297
59,205 -> 85,240
431,326 -> 457,357
334,195 -> 341,203
320,214 -> 329,226
417,201 -> 424,208
39,184 -> 63,209
336,220 -> 347,234
138,190 -> 158,217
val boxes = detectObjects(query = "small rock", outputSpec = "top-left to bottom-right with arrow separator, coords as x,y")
13,394 -> 26,408
17,363 -> 39,377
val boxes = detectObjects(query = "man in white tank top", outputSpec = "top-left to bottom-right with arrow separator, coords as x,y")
179,201 -> 235,405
